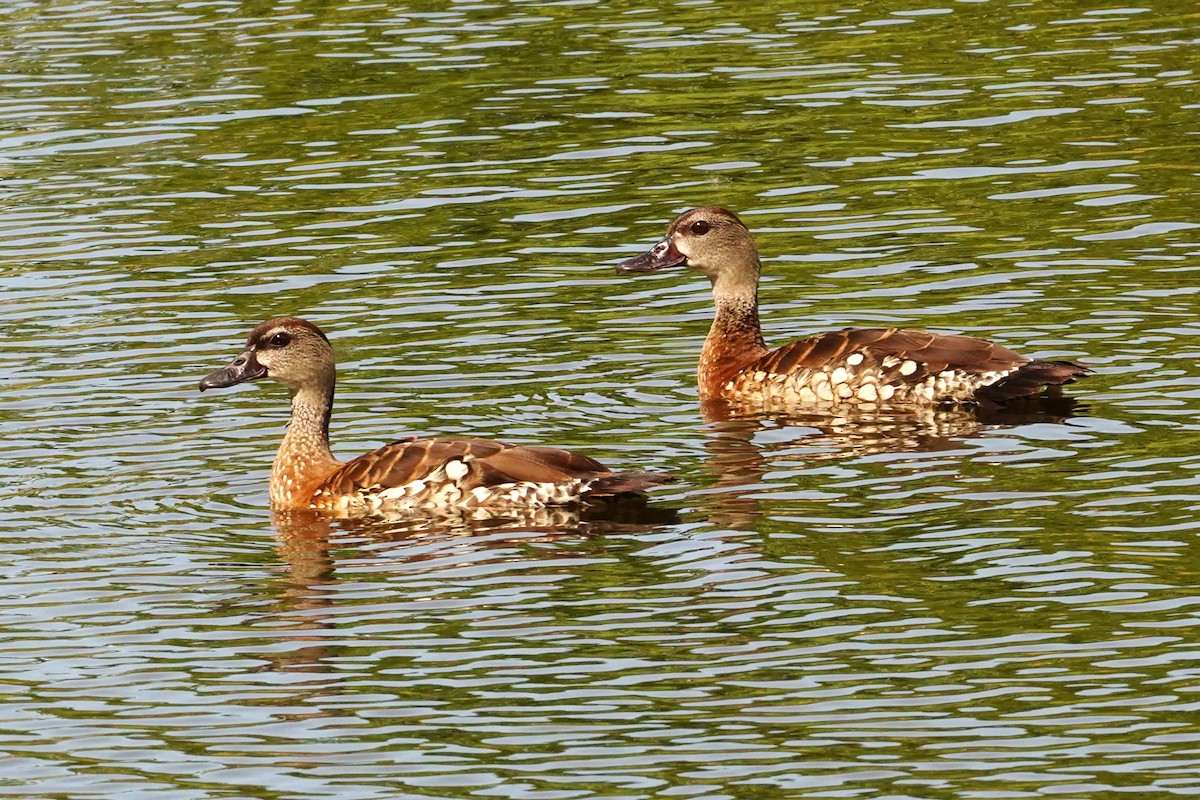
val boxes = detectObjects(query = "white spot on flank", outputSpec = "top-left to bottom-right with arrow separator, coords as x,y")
445,460 -> 469,481
858,383 -> 877,402
899,360 -> 918,376
846,353 -> 864,366
831,367 -> 848,385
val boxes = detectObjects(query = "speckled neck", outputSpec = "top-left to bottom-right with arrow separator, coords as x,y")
271,384 -> 342,509
699,282 -> 768,399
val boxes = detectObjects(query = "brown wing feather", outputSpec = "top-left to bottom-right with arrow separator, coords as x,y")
319,438 -> 510,496
317,437 -> 673,500
754,327 -> 1028,384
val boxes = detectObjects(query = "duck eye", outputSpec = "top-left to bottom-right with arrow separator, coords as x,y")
690,220 -> 711,236
268,332 -> 292,348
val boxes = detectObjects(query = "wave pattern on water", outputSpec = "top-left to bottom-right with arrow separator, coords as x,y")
2,0 -> 1200,797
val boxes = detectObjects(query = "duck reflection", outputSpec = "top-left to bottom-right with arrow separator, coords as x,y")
698,396 -> 1085,529
260,500 -> 679,672
274,497 -> 680,555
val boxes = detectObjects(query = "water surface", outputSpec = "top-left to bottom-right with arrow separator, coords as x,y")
2,1 -> 1200,797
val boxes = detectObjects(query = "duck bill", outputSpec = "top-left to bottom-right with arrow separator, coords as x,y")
617,236 -> 688,274
199,350 -> 267,391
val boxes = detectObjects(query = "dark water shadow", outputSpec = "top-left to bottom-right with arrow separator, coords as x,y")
698,397 -> 1088,529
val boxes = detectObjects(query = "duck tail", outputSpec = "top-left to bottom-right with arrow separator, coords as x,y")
588,472 -> 677,498
977,360 -> 1091,406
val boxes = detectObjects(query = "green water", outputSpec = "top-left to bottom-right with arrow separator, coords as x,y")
2,1 -> 1200,797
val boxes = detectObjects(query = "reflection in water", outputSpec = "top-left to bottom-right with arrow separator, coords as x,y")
258,511 -> 338,676
272,500 -> 681,571
264,501 -> 680,670
699,397 -> 1087,528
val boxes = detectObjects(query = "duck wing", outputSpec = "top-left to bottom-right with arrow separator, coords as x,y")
315,437 -> 672,506
749,327 -> 1087,406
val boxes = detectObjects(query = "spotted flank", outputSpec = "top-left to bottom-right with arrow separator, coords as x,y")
730,327 -> 1087,410
718,328 -> 1036,409
320,473 -> 595,514
725,360 -> 1016,409
314,454 -> 600,513
308,437 -> 673,514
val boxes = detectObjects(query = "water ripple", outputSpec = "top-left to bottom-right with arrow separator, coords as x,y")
2,0 -> 1200,797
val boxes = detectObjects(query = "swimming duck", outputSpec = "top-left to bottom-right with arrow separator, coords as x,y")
617,207 -> 1088,410
200,317 -> 673,514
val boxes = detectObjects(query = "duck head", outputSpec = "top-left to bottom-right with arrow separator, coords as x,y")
617,206 -> 760,285
200,317 -> 335,393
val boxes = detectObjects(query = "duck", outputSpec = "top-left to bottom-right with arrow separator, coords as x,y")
617,206 -> 1088,410
199,317 -> 674,515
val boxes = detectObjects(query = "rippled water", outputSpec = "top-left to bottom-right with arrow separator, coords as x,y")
3,1 -> 1200,797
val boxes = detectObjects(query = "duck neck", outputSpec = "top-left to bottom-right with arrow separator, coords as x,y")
271,382 -> 342,509
699,271 -> 769,398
